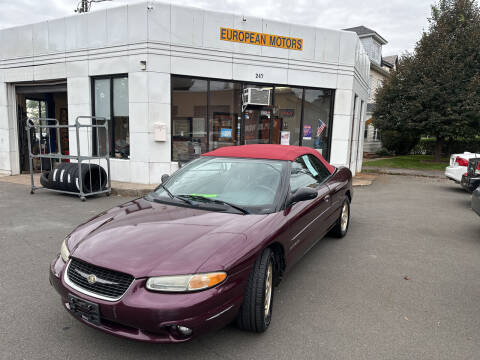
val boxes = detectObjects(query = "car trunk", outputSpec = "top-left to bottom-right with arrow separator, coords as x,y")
467,158 -> 480,176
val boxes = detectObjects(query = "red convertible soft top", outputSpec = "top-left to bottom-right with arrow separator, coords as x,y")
202,144 -> 335,174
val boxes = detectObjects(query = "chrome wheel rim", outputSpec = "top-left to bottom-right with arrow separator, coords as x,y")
341,202 -> 349,232
264,262 -> 273,317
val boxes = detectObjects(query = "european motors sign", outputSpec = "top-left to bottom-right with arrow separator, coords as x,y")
220,27 -> 303,50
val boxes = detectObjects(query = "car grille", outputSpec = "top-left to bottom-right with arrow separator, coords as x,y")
67,258 -> 134,300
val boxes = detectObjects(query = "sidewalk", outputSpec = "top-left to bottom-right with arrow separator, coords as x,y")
362,166 -> 445,178
352,172 -> 376,187
0,173 -> 374,198
0,174 -> 156,197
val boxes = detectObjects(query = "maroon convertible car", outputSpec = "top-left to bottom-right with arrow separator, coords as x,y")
50,144 -> 353,343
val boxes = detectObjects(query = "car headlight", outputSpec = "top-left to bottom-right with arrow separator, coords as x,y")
146,272 -> 227,292
60,238 -> 70,262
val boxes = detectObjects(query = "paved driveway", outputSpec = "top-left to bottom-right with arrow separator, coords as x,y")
0,176 -> 479,360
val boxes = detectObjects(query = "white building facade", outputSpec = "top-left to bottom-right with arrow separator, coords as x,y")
344,26 -> 397,154
0,2 -> 369,183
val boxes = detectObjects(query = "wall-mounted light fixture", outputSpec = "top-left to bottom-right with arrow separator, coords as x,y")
140,60 -> 147,71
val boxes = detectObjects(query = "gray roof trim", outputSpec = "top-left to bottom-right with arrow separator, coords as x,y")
343,26 -> 388,45
382,55 -> 398,67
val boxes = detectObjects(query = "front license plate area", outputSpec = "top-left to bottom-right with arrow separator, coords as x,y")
68,293 -> 100,325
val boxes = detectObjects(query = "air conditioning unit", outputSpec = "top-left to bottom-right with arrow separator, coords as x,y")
242,88 -> 271,110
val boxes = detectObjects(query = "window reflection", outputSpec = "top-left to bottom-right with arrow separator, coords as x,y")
171,78 -> 208,162
244,108 -> 272,144
93,76 -> 129,159
303,89 -> 332,158
94,79 -> 110,157
208,81 -> 242,150
273,87 -> 303,145
113,77 -> 129,159
170,76 -> 334,162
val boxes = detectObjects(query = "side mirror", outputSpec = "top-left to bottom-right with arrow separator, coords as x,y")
286,187 -> 317,208
161,174 -> 170,184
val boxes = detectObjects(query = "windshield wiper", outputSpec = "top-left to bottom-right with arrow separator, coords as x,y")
157,184 -> 193,205
178,194 -> 250,215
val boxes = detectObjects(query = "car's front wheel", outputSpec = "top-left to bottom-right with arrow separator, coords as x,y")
237,248 -> 275,332
330,197 -> 350,238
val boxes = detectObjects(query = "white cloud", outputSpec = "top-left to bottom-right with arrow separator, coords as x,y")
0,0 -> 433,55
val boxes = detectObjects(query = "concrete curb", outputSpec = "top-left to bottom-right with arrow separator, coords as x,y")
0,175 -> 156,198
110,187 -> 153,198
353,179 -> 374,187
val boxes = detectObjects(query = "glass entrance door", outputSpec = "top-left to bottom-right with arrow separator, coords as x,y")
243,108 -> 272,144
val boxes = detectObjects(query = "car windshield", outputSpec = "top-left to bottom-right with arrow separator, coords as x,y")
150,157 -> 287,214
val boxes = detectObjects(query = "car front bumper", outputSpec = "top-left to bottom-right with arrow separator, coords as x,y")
461,175 -> 480,193
445,166 -> 466,183
50,255 -> 246,343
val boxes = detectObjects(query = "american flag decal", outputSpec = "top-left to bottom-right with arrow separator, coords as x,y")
317,120 -> 326,136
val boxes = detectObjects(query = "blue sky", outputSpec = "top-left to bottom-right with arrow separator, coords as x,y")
0,0 -> 434,56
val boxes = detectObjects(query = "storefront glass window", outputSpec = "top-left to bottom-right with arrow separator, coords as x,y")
171,77 -> 208,162
113,77 -> 129,159
94,79 -> 110,120
273,87 -> 303,145
93,76 -> 129,158
170,75 -> 335,162
302,89 -> 333,158
208,81 -> 242,150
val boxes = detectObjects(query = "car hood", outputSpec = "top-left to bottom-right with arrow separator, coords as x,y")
67,198 -> 266,278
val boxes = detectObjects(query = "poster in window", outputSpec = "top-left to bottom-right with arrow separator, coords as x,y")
303,125 -> 312,140
280,131 -> 290,145
220,128 -> 232,138
213,113 -> 235,144
279,109 -> 295,118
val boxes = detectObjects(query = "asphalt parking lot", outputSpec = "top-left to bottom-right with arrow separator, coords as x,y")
1,175 -> 479,360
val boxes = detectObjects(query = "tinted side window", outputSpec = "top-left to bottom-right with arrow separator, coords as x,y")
307,154 -> 331,183
290,155 -> 319,192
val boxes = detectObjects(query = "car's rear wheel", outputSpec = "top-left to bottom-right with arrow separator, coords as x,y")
330,197 -> 350,238
237,248 -> 275,333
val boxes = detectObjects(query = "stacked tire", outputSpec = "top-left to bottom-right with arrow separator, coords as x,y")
40,163 -> 107,193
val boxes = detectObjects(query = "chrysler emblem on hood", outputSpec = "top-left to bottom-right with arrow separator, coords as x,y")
75,268 -> 118,286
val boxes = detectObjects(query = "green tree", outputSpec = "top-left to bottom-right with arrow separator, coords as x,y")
374,0 -> 480,161
373,56 -> 421,155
